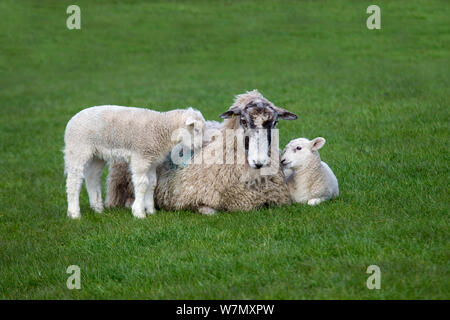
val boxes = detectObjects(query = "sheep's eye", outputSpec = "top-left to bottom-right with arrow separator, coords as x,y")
241,119 -> 247,126
263,121 -> 273,129
296,146 -> 302,151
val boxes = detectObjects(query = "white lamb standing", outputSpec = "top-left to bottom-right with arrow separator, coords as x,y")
281,137 -> 339,205
64,105 -> 205,219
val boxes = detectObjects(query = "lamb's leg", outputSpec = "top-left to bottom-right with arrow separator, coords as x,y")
84,158 -> 106,213
144,165 -> 157,215
130,158 -> 151,219
198,206 -> 217,215
105,161 -> 134,208
66,164 -> 85,219
307,198 -> 325,206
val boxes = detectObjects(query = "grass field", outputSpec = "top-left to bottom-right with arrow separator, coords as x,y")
0,0 -> 448,299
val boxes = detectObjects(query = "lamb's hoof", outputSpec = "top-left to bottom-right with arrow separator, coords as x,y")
67,210 -> 81,219
132,211 -> 146,219
91,204 -> 104,213
132,204 -> 146,219
198,207 -> 217,215
145,207 -> 155,215
307,198 -> 322,206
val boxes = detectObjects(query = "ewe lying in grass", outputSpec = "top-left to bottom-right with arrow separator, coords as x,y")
281,137 -> 339,205
64,105 -> 205,219
106,90 -> 298,214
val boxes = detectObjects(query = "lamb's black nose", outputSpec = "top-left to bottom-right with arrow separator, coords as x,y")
254,163 -> 263,169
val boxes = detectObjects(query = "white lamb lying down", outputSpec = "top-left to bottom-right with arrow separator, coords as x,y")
64,105 -> 205,219
281,137 -> 338,205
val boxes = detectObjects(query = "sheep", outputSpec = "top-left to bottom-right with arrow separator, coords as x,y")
281,137 -> 339,205
64,105 -> 205,219
105,90 -> 298,214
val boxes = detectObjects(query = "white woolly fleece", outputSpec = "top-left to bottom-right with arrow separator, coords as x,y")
64,105 -> 205,219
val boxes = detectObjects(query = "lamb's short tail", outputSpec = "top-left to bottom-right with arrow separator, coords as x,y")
105,161 -> 134,208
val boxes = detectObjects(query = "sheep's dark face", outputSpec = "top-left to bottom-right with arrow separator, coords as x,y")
239,101 -> 278,169
220,97 -> 297,169
240,101 -> 278,131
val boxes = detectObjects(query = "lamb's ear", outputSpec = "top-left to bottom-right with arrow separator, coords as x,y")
311,137 -> 326,151
219,107 -> 241,119
185,116 -> 197,126
272,106 -> 298,120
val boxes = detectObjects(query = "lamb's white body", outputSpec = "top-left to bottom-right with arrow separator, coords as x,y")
282,137 -> 338,205
64,105 -> 205,219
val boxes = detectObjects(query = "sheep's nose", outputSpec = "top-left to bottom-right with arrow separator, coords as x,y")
252,160 -> 264,169
281,158 -> 286,165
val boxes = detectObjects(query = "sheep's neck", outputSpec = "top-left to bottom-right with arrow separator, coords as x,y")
150,111 -> 190,158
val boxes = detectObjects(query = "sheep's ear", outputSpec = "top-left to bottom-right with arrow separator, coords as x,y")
272,106 -> 298,120
311,137 -> 326,151
219,107 -> 241,119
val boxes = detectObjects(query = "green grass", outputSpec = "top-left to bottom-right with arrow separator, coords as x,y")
0,0 -> 448,299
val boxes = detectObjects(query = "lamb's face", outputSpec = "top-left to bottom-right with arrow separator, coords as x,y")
183,110 -> 206,150
281,137 -> 326,169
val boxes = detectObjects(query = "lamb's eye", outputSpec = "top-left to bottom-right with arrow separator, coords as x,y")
296,146 -> 302,151
241,119 -> 247,126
